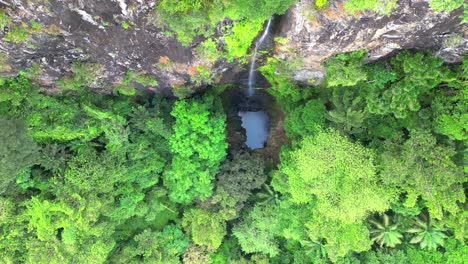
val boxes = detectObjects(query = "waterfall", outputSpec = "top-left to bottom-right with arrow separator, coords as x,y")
247,18 -> 273,97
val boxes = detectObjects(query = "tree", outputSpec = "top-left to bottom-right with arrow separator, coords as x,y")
110,225 -> 189,264
379,129 -> 466,220
212,151 -> 267,219
0,119 -> 39,194
407,214 -> 447,251
281,129 -> 393,223
324,50 -> 367,87
364,51 -> 450,119
182,208 -> 226,250
306,217 -> 373,262
369,214 -> 403,248
326,87 -> 368,134
284,99 -> 326,140
164,95 -> 227,204
233,203 -> 282,257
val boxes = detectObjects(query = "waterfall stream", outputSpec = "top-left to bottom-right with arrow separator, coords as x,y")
247,18 -> 273,97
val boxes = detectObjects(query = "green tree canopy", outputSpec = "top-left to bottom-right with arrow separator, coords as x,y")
164,95 -> 227,204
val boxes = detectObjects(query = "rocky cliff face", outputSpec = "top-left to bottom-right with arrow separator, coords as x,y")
277,0 -> 467,85
0,0 -> 466,94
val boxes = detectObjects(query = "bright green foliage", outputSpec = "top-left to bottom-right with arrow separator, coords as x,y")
0,44 -> 467,263
431,65 -> 467,140
4,22 -> 29,43
196,38 -> 222,62
260,57 -> 310,112
281,129 -> 392,222
315,0 -> 328,8
24,197 -> 73,241
0,119 -> 39,195
57,62 -> 102,91
306,218 -> 372,262
364,51 -> 450,118
369,214 -> 403,248
191,65 -> 213,86
224,19 -> 263,62
120,21 -> 129,29
115,70 -> 158,96
324,50 -> 367,87
164,95 -> 227,203
360,250 -> 409,264
343,0 -> 399,15
156,0 -> 295,59
183,209 -> 226,250
379,129 -> 466,219
30,20 -> 41,30
284,99 -> 325,140
429,0 -> 464,12
444,238 -> 468,263
273,129 -> 394,260
156,0 -> 214,46
233,199 -> 312,258
407,215 -> 447,251
0,9 -> 11,29
0,74 -> 35,106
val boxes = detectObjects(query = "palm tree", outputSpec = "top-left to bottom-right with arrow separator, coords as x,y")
256,184 -> 279,205
407,214 -> 447,251
301,238 -> 327,260
369,214 -> 403,248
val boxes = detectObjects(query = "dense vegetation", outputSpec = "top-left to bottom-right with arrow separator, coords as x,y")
0,1 -> 467,264
1,48 -> 466,264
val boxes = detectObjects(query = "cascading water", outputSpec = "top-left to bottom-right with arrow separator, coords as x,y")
238,18 -> 273,149
247,18 -> 273,97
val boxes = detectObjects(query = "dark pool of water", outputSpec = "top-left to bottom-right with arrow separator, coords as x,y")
238,111 -> 269,149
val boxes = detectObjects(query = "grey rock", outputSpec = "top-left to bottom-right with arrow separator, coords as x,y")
0,0 -> 465,93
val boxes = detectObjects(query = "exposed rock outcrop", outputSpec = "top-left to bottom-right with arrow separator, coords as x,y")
0,0 -> 465,93
277,0 -> 466,84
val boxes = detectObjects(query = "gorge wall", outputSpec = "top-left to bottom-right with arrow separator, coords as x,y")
0,0 -> 466,94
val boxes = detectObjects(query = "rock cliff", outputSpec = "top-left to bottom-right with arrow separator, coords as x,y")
0,0 -> 465,94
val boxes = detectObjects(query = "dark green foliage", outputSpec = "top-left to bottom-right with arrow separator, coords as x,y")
57,62 -> 103,91
324,50 -> 367,87
379,129 -> 465,220
284,99 -> 325,140
0,74 -> 35,107
213,151 -> 267,219
326,87 -> 368,134
0,119 -> 39,195
364,51 -> 450,118
110,225 -> 189,263
183,208 -> 227,250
